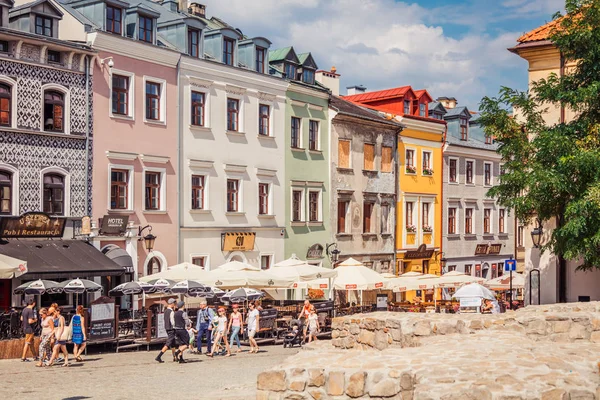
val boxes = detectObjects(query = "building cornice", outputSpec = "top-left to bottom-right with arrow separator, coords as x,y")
88,31 -> 180,67
445,144 -> 502,160
398,116 -> 446,135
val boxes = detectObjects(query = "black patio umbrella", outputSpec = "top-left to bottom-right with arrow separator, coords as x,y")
58,278 -> 103,294
146,278 -> 176,293
222,288 -> 264,303
109,281 -> 157,296
13,279 -> 61,295
169,280 -> 215,298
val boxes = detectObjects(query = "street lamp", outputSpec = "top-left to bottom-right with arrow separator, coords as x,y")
326,243 -> 341,264
138,225 -> 156,251
531,219 -> 543,248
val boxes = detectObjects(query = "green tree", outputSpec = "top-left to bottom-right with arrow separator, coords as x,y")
478,0 -> 600,271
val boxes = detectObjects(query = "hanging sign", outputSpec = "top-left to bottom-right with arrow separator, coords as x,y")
100,215 -> 129,235
0,212 -> 66,238
81,216 -> 91,235
306,244 -> 324,259
222,232 -> 256,251
404,244 -> 435,260
488,244 -> 502,255
475,244 -> 489,255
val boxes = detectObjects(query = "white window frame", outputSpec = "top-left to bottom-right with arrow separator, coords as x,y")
484,161 -> 493,187
308,119 -> 321,151
420,198 -> 434,235
447,203 -> 459,235
290,186 -> 306,222
338,199 -> 350,234
41,83 -> 71,135
260,253 -> 274,270
40,166 -> 70,217
189,86 -> 211,129
403,195 -> 418,248
448,156 -> 459,184
110,69 -> 135,120
0,76 -> 17,128
142,167 -> 166,212
258,102 -> 273,137
0,163 -> 19,215
465,158 -> 475,185
225,177 -> 243,213
498,208 -> 506,234
464,206 -> 474,235
189,253 -> 211,271
483,208 -> 493,234
421,150 -> 432,175
380,202 -> 391,235
291,116 -> 303,149
143,75 -> 166,125
108,163 -> 134,211
190,172 -> 209,212
307,188 -> 322,223
405,147 -> 416,175
226,94 -> 245,133
257,180 -> 273,216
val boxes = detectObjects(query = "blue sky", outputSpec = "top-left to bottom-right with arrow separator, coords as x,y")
203,0 -> 564,110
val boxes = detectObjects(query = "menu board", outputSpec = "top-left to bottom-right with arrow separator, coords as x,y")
89,321 -> 114,339
156,313 -> 167,338
89,297 -> 116,341
91,303 -> 114,322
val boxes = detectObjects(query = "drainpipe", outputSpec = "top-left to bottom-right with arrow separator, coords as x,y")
393,123 -> 403,275
84,55 -> 91,217
176,57 -> 181,263
440,122 -> 447,273
557,52 -> 567,303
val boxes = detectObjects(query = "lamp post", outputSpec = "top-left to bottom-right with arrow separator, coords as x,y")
326,243 -> 340,265
138,225 -> 156,251
529,219 -> 543,305
531,219 -> 543,249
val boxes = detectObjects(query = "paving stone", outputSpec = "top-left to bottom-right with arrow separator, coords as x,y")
346,371 -> 366,398
369,378 -> 401,397
308,369 -> 325,387
327,371 -> 345,396
258,371 -> 287,392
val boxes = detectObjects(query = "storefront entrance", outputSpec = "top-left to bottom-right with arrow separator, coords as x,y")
0,279 -> 10,311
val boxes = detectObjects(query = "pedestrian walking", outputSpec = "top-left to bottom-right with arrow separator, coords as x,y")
72,305 -> 87,362
307,306 -> 319,343
208,307 -> 231,357
173,301 -> 190,363
228,304 -> 242,353
36,308 -> 54,367
48,307 -> 70,367
20,299 -> 38,362
247,302 -> 260,354
196,300 -> 215,355
155,298 -> 177,363
298,300 -> 311,342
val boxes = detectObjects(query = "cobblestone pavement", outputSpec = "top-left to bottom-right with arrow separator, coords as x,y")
0,345 -> 299,400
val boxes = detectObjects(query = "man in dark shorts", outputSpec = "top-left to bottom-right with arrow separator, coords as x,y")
173,301 -> 190,363
155,298 -> 176,363
21,299 -> 38,362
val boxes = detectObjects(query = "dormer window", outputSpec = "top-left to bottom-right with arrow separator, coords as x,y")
460,117 -> 468,140
256,46 -> 266,73
35,15 -> 52,37
285,63 -> 296,80
188,28 -> 200,58
223,37 -> 235,66
0,41 -> 8,53
138,15 -> 153,43
106,5 -> 122,35
47,50 -> 60,64
419,103 -> 426,117
403,100 -> 411,115
302,69 -> 315,85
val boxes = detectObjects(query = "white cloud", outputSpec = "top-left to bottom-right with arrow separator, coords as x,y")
202,0 -> 548,109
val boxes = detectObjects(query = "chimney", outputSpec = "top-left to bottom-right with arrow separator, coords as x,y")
437,96 -> 457,109
347,85 -> 366,96
188,2 -> 206,18
316,66 -> 340,96
163,0 -> 179,12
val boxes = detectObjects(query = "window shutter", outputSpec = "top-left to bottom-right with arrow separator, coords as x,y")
364,144 -> 375,170
338,140 -> 350,168
381,147 -> 392,172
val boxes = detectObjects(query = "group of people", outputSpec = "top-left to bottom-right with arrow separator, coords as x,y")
20,299 -> 87,367
155,299 -> 262,363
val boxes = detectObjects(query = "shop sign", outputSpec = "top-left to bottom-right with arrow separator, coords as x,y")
89,296 -> 116,341
474,244 -> 489,255
404,244 -> 435,260
81,216 -> 91,235
306,244 -> 324,259
488,244 -> 502,255
222,232 -> 256,251
345,284 -> 357,289
100,215 -> 129,235
0,212 -> 66,238
375,282 -> 384,289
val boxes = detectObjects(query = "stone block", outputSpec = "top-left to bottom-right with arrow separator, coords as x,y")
542,389 -> 568,400
374,330 -> 390,350
327,371 -> 345,396
342,335 -> 356,348
256,390 -> 269,400
345,371 -> 366,398
349,324 -> 360,335
386,318 -> 402,329
391,328 -> 403,342
569,390 -> 595,400
402,390 -> 414,400
528,319 -> 547,335
591,318 -> 600,331
362,318 -> 376,331
308,389 -> 326,400
369,378 -> 401,397
401,372 -> 414,390
284,395 -> 307,400
258,371 -> 286,392
550,333 -> 570,343
436,322 -> 457,335
308,369 -> 325,387
288,380 -> 306,392
553,320 -> 571,333
358,329 -> 375,347
469,386 -> 492,400
414,321 -> 431,336
331,330 -> 339,339
331,318 -> 343,330
569,323 -> 589,340
469,319 -> 484,330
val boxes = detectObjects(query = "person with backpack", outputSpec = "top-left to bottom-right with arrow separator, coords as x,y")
155,298 -> 176,363
173,301 -> 190,363
196,300 -> 215,355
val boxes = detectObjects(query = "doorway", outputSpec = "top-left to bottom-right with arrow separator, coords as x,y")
0,279 -> 10,311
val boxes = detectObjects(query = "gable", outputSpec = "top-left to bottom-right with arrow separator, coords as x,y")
298,52 -> 318,69
31,0 -> 64,18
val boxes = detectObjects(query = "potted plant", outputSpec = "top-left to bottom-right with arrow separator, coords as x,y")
422,225 -> 432,233
406,165 -> 416,174
406,224 -> 417,233
423,167 -> 434,176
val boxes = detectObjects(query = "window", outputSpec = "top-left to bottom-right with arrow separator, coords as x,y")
43,91 -> 64,132
499,209 -> 505,234
337,200 -> 349,233
363,202 -> 374,233
338,140 -> 350,168
498,263 -> 504,277
258,183 -> 269,215
285,63 -> 297,79
145,171 -> 160,210
405,149 -> 415,173
485,135 -> 492,144
381,203 -> 391,234
403,100 -> 411,115
422,202 -> 430,228
191,91 -> 205,126
475,266 -> 482,278
0,84 -> 10,127
449,158 -> 457,183
364,143 -> 375,170
110,169 -> 128,210
419,103 -> 426,117
422,151 -> 431,175
484,162 -> 492,186
259,104 -> 270,136
517,225 -> 524,247
191,175 -> 205,210
308,191 -> 319,222
138,15 -> 153,43
256,46 -> 266,73
291,117 -> 301,148
0,41 -> 8,53
223,37 -> 235,66
43,174 -> 64,215
303,69 -> 315,85
460,117 -> 468,140
226,179 -> 239,212
448,265 -> 457,272
423,260 -> 430,275
465,208 -> 473,234
106,6 -> 122,35
47,50 -> 60,63
261,255 -> 272,270
192,256 -> 206,269
188,28 -> 200,58
448,207 -> 456,234
112,75 -> 129,116
500,164 -> 506,176
483,208 -> 491,234
464,265 -> 472,275
145,81 -> 160,121
146,256 -> 161,276
309,120 -> 319,151
227,98 -> 239,131
35,16 -> 52,37
0,171 -> 12,214
466,160 -> 474,184
406,202 -> 413,227
292,190 -> 303,222
381,146 -> 392,173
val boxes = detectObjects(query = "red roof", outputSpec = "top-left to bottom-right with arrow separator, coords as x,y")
343,86 -> 412,102
517,19 -> 559,43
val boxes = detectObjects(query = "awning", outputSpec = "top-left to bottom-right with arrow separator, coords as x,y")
104,248 -> 134,273
0,239 -> 126,279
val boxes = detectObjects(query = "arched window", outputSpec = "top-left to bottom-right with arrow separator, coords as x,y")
0,170 -> 12,214
0,84 -> 11,127
44,91 -> 64,132
146,256 -> 161,276
43,173 -> 64,215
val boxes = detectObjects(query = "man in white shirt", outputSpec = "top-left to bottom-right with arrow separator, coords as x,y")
247,302 -> 260,353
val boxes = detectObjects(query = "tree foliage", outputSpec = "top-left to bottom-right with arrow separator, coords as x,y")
478,0 -> 600,270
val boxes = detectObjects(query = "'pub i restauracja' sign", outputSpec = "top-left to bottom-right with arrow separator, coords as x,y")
0,212 -> 66,238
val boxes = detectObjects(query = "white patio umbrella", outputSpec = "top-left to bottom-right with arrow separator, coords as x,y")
387,273 -> 438,292
0,254 -> 27,279
453,283 -> 496,300
333,258 -> 385,290
291,278 -> 330,289
485,273 -> 525,290
270,255 -> 337,281
216,260 -> 260,272
202,262 -> 295,289
139,262 -> 210,283
418,270 -> 486,288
